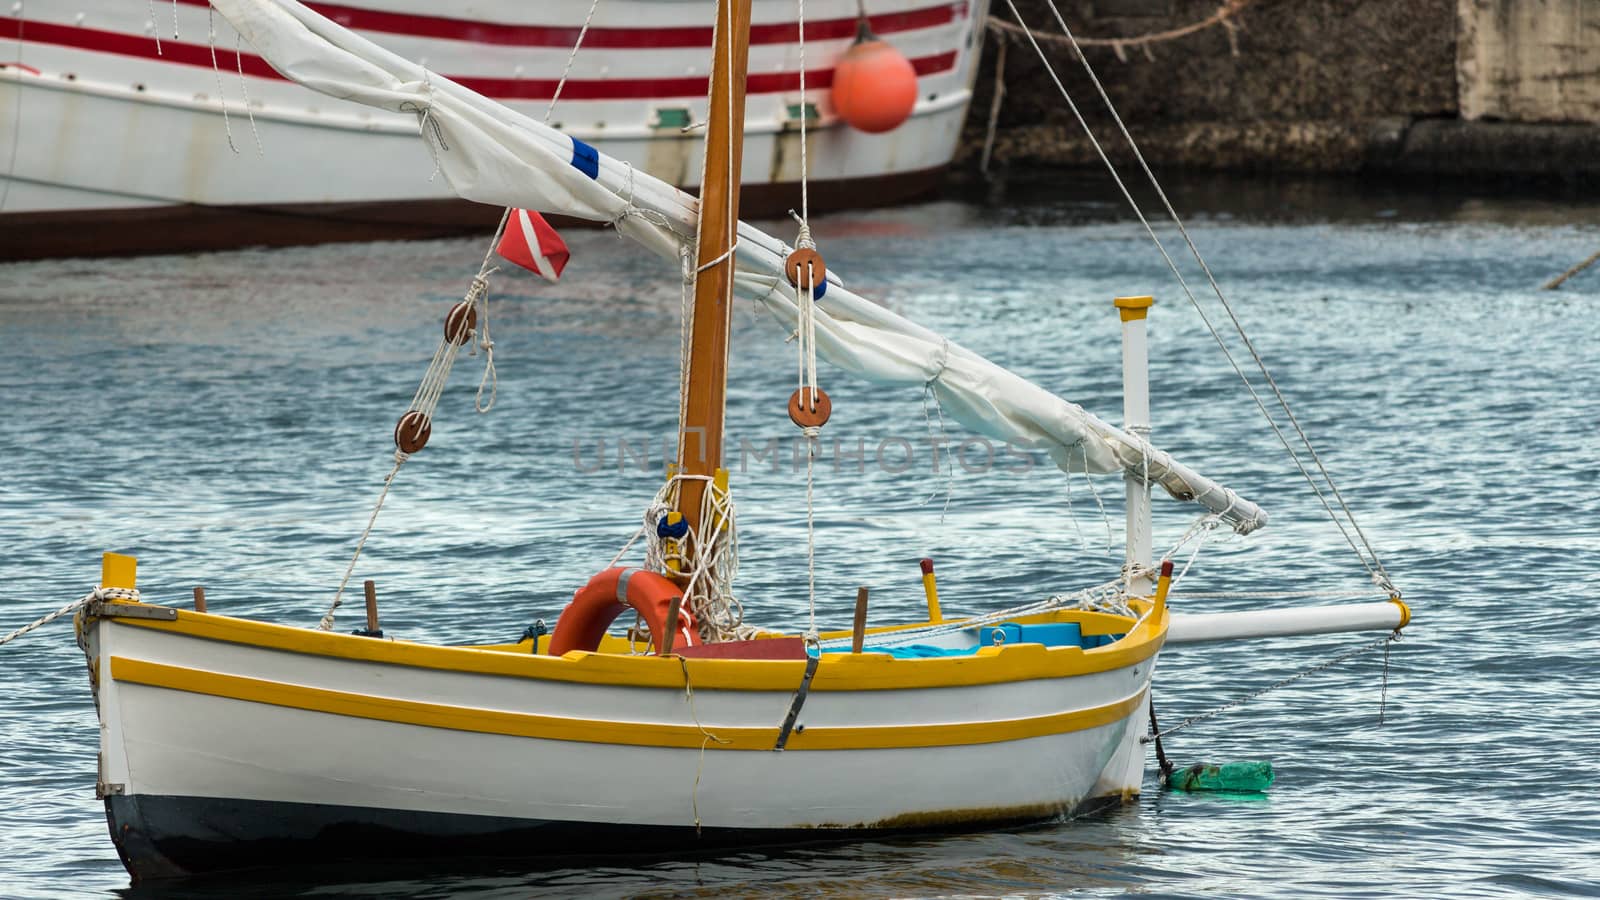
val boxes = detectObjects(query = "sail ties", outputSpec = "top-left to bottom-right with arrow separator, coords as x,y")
401,68 -> 449,182
695,242 -> 741,274
608,162 -> 674,236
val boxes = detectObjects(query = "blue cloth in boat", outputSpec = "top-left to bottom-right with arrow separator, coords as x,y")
822,622 -> 1124,658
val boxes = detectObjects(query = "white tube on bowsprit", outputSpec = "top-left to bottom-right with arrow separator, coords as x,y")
1165,600 -> 1410,645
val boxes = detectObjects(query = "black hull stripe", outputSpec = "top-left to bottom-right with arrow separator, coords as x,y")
105,793 -> 1114,881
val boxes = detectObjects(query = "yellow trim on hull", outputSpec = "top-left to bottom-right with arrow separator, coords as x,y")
96,601 -> 1166,692
109,657 -> 1149,751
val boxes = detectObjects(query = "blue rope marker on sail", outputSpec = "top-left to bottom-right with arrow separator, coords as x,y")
570,138 -> 600,179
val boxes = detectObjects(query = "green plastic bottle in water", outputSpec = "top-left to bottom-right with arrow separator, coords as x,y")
1166,761 -> 1275,792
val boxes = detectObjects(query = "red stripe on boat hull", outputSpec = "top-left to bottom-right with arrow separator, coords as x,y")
167,0 -> 967,48
2,18 -> 958,100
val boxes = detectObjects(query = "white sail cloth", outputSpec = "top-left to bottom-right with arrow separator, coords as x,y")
210,0 -> 1266,534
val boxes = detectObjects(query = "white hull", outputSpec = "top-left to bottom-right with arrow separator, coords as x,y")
80,600 -> 1161,877
0,0 -> 983,255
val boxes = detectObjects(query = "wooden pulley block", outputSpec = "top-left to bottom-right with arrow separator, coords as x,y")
444,301 -> 477,345
788,387 -> 832,429
394,410 -> 432,454
785,247 -> 826,296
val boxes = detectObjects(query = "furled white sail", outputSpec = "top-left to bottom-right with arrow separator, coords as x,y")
209,0 -> 1266,534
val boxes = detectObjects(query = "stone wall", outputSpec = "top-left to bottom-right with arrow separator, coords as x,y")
957,0 -> 1600,177
1458,0 -> 1600,124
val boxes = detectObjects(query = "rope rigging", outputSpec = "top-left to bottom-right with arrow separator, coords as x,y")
999,0 -> 1398,597
315,6 -> 611,630
318,278 -> 496,631
787,0 -> 829,642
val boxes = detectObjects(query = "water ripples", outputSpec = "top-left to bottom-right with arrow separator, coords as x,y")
2,175 -> 1598,896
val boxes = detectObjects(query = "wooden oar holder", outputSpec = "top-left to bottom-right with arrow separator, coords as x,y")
353,579 -> 383,638
192,586 -> 207,614
851,587 -> 869,653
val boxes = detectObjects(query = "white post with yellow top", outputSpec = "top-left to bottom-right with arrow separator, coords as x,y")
1116,295 -> 1155,597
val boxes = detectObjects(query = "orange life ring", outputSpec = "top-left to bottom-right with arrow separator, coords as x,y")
546,567 -> 698,656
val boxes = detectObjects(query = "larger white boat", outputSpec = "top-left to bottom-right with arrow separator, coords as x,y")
0,0 -> 983,258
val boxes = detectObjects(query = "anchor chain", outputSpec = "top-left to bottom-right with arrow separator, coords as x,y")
1142,629 -> 1402,744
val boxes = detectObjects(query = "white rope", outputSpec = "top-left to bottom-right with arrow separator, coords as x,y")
695,241 -> 741,273
722,0 -> 735,279
1,589 -> 108,643
609,161 -> 676,234
678,244 -> 695,431
146,0 -> 161,54
320,452 -> 405,630
233,32 -> 263,155
318,259 -> 502,629
545,0 -> 602,124
919,356 -> 953,521
1080,459 -> 1114,554
616,474 -> 752,643
206,7 -> 239,155
797,0 -> 811,225
804,426 -> 819,639
1009,0 -> 1395,595
412,69 -> 447,182
472,272 -> 499,413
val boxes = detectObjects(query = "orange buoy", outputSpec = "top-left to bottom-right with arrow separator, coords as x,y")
830,35 -> 918,134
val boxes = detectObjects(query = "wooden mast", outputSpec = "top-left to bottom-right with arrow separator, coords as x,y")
676,0 -> 753,549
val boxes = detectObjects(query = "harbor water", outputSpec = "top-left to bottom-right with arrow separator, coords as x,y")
1,173 -> 1597,897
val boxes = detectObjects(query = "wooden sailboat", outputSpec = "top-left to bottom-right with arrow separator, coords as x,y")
71,0 -> 1410,880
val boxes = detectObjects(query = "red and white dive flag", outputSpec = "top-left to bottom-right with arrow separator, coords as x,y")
496,209 -> 570,282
